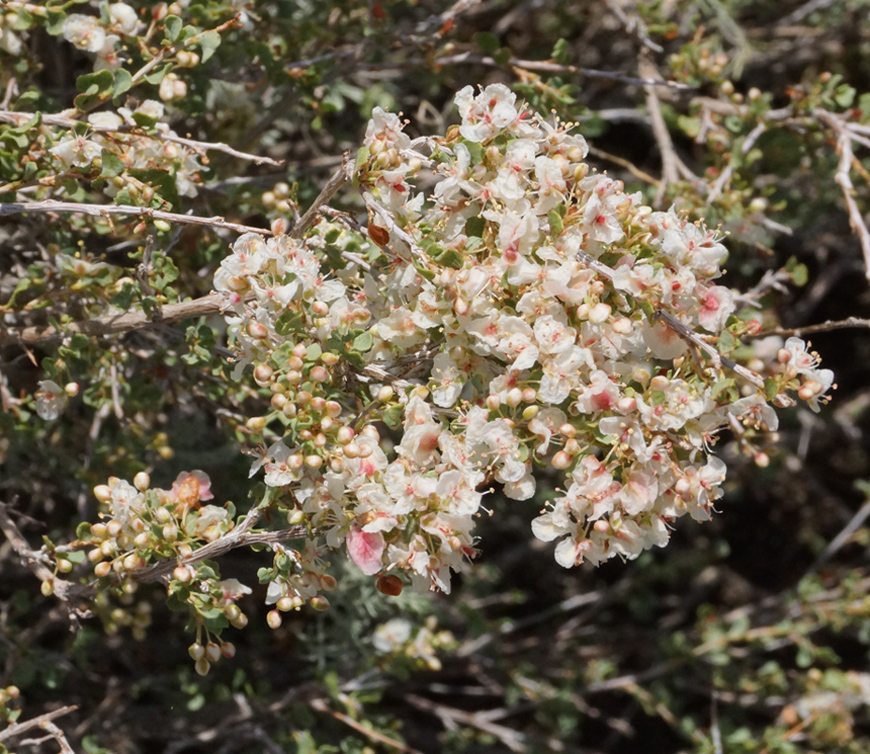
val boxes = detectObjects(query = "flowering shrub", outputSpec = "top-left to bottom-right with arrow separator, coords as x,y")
3,1 -> 869,751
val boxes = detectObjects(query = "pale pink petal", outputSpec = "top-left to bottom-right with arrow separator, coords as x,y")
346,529 -> 385,575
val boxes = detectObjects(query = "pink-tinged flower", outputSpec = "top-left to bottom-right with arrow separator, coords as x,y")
346,528 -> 385,575
170,470 -> 214,503
697,285 -> 734,332
573,370 -> 621,414
454,84 -> 518,143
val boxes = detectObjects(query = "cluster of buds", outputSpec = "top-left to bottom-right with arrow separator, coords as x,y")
262,543 -> 337,630
81,471 -> 250,663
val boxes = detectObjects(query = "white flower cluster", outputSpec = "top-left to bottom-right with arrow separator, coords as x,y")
213,85 -> 831,592
48,100 -> 204,197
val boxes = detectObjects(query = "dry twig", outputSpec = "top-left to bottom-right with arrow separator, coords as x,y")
0,200 -> 272,237
815,110 -> 870,284
0,111 -> 282,167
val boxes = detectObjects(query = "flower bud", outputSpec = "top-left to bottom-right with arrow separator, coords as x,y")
245,415 -> 268,432
551,451 -> 573,470
221,642 -> 236,659
376,574 -> 403,596
247,322 -> 269,340
522,405 -> 540,421
173,565 -> 192,582
189,642 -> 205,661
267,610 -> 282,629
253,364 -> 273,385
310,596 -> 330,611
377,385 -> 394,402
133,471 -> 151,491
94,485 -> 112,503
94,561 -> 113,578
194,658 -> 211,677
205,642 -> 221,663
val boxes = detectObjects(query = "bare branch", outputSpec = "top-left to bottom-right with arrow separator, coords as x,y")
309,698 -> 428,754
0,200 -> 272,236
707,120 -> 767,204
573,250 -> 768,389
815,110 -> 870,284
0,292 -> 227,347
639,55 -> 682,207
760,316 -> 870,338
132,513 -> 306,585
432,53 -> 695,90
291,155 -> 351,239
0,111 -> 283,167
0,705 -> 78,746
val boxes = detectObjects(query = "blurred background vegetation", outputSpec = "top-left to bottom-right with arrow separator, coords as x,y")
2,0 -> 870,752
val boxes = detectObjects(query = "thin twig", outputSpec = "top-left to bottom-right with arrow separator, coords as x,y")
587,145 -> 660,186
0,292 -> 227,346
640,55 -> 681,207
309,698 -> 427,754
132,514 -> 305,585
405,694 -> 527,753
815,109 -> 870,284
432,53 -> 695,90
807,496 -> 870,575
707,120 -> 767,204
572,250 -> 768,389
0,200 -> 272,237
760,316 -> 870,338
0,111 -> 282,167
0,706 -> 78,746
291,155 -> 350,239
602,0 -> 664,52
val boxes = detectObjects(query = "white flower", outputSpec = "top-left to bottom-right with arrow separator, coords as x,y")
62,14 -> 106,53
49,136 -> 102,168
109,3 -> 140,35
373,618 -> 412,653
35,380 -> 68,421
454,84 -> 518,143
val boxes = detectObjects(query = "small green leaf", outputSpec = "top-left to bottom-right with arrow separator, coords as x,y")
439,249 -> 463,269
144,63 -> 174,86
113,69 -> 132,98
164,15 -> 183,43
352,331 -> 373,352
99,148 -> 125,178
76,70 -> 115,96
547,209 -> 563,236
717,330 -> 736,352
465,216 -> 486,238
551,38 -> 570,65
475,32 -> 500,54
198,30 -> 221,63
